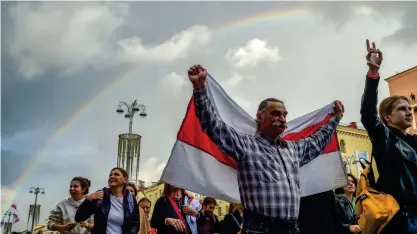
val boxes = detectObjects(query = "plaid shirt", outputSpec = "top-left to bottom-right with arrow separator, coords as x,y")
194,88 -> 339,220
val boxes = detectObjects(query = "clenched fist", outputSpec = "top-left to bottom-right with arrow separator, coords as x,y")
188,64 -> 207,90
333,100 -> 345,121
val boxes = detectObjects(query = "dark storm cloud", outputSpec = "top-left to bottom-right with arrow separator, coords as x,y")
1,63 -> 127,137
1,150 -> 29,186
382,2 -> 417,46
308,2 -> 417,46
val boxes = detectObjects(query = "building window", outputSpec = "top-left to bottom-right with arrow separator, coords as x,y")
340,139 -> 346,153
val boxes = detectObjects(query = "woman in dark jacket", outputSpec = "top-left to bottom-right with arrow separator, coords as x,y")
334,173 -> 361,234
151,183 -> 200,234
220,203 -> 243,234
75,167 -> 140,234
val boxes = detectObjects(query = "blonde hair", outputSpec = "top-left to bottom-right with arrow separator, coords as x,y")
228,203 -> 244,214
378,95 -> 409,125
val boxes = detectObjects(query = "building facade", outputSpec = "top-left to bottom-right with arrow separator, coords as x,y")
336,123 -> 372,178
385,66 -> 417,135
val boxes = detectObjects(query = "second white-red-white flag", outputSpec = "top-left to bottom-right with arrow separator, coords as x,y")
161,74 -> 346,202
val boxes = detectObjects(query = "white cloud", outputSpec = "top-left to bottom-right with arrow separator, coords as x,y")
6,2 -> 128,79
225,38 -> 281,69
231,96 -> 252,111
1,187 -> 16,215
160,72 -> 187,88
159,72 -> 189,98
118,25 -> 212,63
138,157 -> 167,184
5,2 -> 212,79
222,72 -> 257,87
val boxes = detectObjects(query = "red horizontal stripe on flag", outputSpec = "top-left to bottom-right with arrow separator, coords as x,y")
282,114 -> 339,154
177,97 -> 237,169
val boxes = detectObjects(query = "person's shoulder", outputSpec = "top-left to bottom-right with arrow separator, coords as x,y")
155,195 -> 168,204
334,194 -> 350,205
56,197 -> 72,206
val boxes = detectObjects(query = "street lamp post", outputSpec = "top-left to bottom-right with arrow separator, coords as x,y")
29,187 -> 45,234
116,100 -> 147,180
7,211 -> 12,234
2,210 -> 12,234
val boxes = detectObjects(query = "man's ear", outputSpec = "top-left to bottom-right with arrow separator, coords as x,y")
256,112 -> 262,123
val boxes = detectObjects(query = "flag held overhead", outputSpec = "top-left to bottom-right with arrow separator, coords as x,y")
161,74 -> 345,202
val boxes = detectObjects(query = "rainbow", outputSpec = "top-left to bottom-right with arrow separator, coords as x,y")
216,8 -> 308,32
4,7 -> 311,208
6,66 -> 140,206
7,5 -> 374,208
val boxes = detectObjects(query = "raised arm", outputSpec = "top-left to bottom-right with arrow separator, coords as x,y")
75,191 -> 102,222
75,199 -> 97,222
360,39 -> 387,142
189,65 -> 250,160
297,115 -> 340,166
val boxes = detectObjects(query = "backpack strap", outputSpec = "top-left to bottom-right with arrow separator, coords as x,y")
230,214 -> 241,229
359,157 -> 370,169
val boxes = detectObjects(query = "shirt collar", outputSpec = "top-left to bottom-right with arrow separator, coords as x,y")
255,131 -> 287,147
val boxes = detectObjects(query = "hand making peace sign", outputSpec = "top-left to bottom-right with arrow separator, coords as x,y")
366,39 -> 383,73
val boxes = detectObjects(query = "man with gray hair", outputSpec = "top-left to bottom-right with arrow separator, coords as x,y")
188,64 -> 344,234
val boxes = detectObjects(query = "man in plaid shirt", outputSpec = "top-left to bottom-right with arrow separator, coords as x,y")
188,65 -> 344,234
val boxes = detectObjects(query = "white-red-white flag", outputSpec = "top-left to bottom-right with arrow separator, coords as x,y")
9,202 -> 20,223
161,74 -> 346,202
1,201 -> 20,228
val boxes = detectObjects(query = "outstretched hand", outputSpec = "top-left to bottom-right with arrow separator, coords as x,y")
366,39 -> 383,75
188,64 -> 207,90
333,100 -> 344,121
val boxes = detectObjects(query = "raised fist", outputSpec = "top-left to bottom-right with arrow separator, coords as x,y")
188,64 -> 207,90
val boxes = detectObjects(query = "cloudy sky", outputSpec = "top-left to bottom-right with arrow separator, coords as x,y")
1,1 -> 416,231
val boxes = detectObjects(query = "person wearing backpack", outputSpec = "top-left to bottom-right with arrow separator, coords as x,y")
360,39 -> 417,234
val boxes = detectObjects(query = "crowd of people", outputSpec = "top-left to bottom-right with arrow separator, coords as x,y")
37,168 -> 364,234
15,39 -> 415,234
41,168 -> 246,234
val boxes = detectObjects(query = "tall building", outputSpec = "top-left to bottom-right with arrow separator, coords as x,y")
385,66 -> 417,135
336,122 -> 372,178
